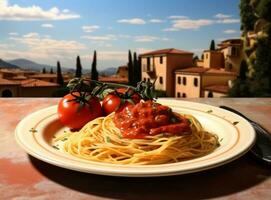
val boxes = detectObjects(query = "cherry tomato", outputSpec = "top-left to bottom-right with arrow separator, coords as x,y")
102,94 -> 122,115
102,88 -> 141,115
58,92 -> 102,130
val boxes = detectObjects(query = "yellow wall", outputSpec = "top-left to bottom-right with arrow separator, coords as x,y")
141,55 -> 167,91
202,74 -> 236,87
175,74 -> 201,98
203,51 -> 224,68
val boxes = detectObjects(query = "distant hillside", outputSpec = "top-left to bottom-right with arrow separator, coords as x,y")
100,67 -> 117,76
8,59 -> 55,71
0,59 -> 20,69
8,58 -> 117,76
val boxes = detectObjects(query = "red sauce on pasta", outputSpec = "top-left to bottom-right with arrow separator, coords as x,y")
114,101 -> 191,139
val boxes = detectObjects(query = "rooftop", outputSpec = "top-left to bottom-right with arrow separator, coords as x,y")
20,79 -> 59,87
175,67 -> 208,74
205,68 -> 237,76
204,84 -> 229,94
0,78 -> 20,85
140,48 -> 193,56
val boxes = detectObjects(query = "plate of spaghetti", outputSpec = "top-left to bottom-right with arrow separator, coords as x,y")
15,99 -> 255,177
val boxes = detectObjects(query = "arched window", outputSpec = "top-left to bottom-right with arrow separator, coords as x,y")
182,93 -> 186,98
2,89 -> 13,97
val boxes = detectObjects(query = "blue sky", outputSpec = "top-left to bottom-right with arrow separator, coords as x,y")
0,0 -> 240,70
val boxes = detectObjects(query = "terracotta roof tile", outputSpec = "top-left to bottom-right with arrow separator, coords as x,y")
175,67 -> 208,74
99,76 -> 128,83
140,48 -> 193,56
0,78 -> 20,85
20,79 -> 59,87
204,84 -> 229,94
205,69 -> 237,76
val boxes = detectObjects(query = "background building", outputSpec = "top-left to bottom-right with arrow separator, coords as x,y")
140,39 -> 242,98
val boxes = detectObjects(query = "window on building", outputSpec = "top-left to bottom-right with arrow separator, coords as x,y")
143,77 -> 146,82
160,56 -> 163,64
159,76 -> 163,84
208,91 -> 213,98
147,78 -> 150,82
147,57 -> 151,71
50,79 -> 54,82
2,89 -> 13,97
177,76 -> 181,85
194,78 -> 198,87
205,53 -> 208,59
183,77 -> 187,85
182,93 -> 186,98
177,92 -> 181,98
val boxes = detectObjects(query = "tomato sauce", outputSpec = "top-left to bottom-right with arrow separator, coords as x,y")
114,101 -> 191,139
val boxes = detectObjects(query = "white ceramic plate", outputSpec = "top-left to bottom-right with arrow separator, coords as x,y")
15,99 -> 256,177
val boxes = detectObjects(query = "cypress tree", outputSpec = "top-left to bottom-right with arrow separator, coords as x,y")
57,61 -> 64,87
91,50 -> 99,81
133,52 -> 141,86
75,55 -> 82,78
209,40 -> 215,51
50,68 -> 53,74
128,50 -> 134,85
42,67 -> 46,74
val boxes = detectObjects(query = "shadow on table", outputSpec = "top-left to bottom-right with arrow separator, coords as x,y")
29,154 -> 271,200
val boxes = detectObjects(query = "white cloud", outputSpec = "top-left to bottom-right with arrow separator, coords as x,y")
149,19 -> 164,23
134,35 -> 159,42
214,13 -> 231,19
0,0 -> 80,21
82,51 -> 127,61
168,15 -> 188,19
82,25 -> 100,33
162,27 -> 179,32
117,18 -> 146,25
82,34 -> 117,41
8,32 -> 18,36
223,29 -> 237,34
41,23 -> 54,28
216,18 -> 240,24
6,32 -> 86,63
172,19 -> 214,30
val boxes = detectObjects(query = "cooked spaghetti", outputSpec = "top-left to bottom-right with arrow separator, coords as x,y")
54,101 -> 219,165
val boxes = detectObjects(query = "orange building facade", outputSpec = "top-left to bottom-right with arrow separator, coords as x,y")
140,39 -> 242,98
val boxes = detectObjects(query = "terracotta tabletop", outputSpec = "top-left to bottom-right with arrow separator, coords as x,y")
1,98 -> 271,200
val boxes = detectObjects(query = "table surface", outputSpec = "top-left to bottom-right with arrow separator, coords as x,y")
1,98 -> 271,200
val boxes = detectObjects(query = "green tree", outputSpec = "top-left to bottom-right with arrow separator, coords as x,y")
50,68 -> 53,74
57,61 -> 64,87
228,60 -> 250,97
239,0 -> 257,31
42,67 -> 46,74
75,55 -> 82,78
128,50 -> 134,86
133,52 -> 141,86
193,55 -> 199,64
91,50 -> 99,81
209,40 -> 215,50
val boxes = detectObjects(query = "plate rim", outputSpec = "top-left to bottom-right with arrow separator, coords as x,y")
15,99 -> 256,177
